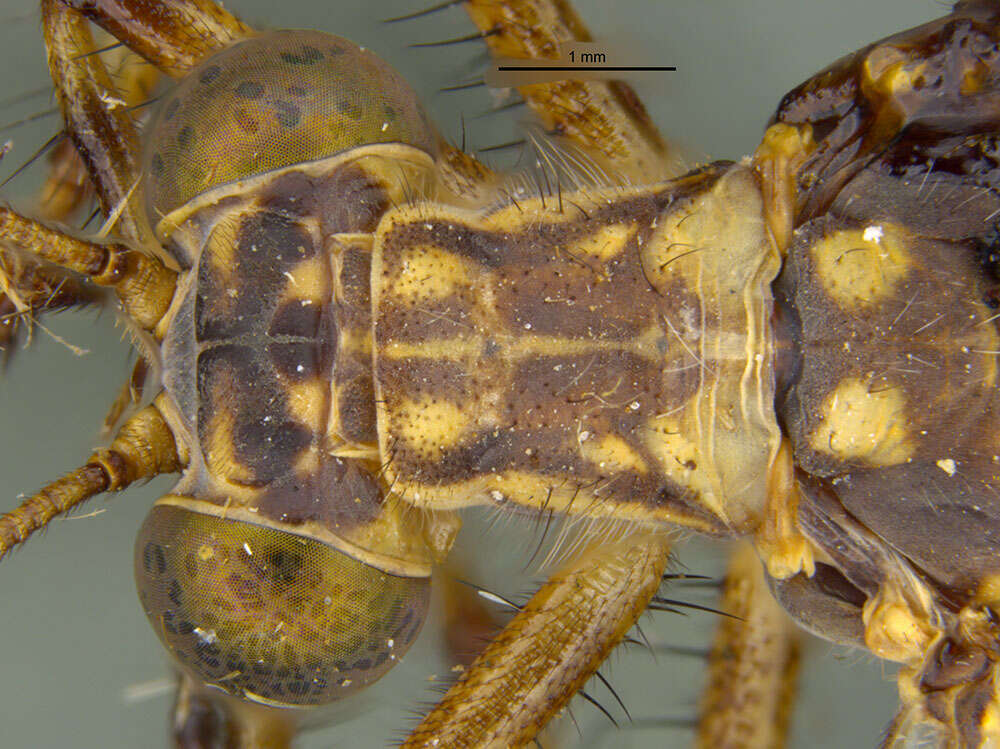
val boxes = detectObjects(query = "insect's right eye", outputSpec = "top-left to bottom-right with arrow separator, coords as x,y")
142,29 -> 437,235
134,504 -> 430,707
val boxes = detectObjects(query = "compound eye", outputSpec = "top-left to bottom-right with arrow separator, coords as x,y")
135,504 -> 429,707
143,29 -> 436,229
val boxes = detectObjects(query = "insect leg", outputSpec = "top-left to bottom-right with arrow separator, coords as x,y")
171,673 -> 295,749
0,400 -> 180,562
401,533 -> 671,747
461,0 -> 677,181
0,246 -> 104,358
39,45 -> 159,224
42,0 -> 156,242
55,0 -> 251,76
696,544 -> 801,749
0,206 -> 175,330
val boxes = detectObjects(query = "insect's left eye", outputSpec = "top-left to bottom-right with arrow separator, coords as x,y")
134,504 -> 430,707
142,29 -> 437,233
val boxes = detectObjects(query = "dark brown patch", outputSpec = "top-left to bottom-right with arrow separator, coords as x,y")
267,342 -> 321,381
316,165 -> 390,235
197,345 -> 312,485
337,246 -> 373,309
956,680 -> 995,748
195,210 -> 316,340
378,358 -> 473,403
337,375 -> 378,443
256,457 -> 384,529
268,299 -> 322,338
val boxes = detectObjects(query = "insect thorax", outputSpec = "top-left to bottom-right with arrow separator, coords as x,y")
157,146 -> 437,573
372,162 -> 782,535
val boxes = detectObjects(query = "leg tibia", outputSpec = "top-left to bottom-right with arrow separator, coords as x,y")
696,544 -> 801,748
402,533 -> 672,747
0,402 -> 180,562
462,0 -> 676,181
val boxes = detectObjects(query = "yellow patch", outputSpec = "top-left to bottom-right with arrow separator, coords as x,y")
810,223 -> 913,310
573,223 -> 635,264
392,395 -> 473,459
809,377 -> 915,466
641,411 -> 720,515
203,401 -> 256,485
579,434 -> 648,474
200,213 -> 243,290
282,379 -> 326,433
386,244 -> 477,303
279,254 -> 327,305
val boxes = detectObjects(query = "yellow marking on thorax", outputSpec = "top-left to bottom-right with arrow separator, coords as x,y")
380,328 -> 666,362
641,411 -> 721,517
202,400 -> 257,485
201,213 -> 242,303
809,377 -> 916,466
810,223 -> 913,310
579,434 -> 648,475
337,327 -> 373,356
392,395 -> 477,459
572,222 -> 636,264
278,252 -> 327,305
386,244 -> 480,303
282,379 -> 327,432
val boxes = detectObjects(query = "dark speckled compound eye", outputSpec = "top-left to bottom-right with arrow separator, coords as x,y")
143,30 -> 436,227
134,504 -> 429,707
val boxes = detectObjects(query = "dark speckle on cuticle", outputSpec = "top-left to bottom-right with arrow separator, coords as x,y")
274,101 -> 302,128
236,81 -> 265,99
177,125 -> 195,147
199,65 -> 222,84
281,46 -> 324,65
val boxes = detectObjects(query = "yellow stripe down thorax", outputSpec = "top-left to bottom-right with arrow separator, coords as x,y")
372,163 -> 782,534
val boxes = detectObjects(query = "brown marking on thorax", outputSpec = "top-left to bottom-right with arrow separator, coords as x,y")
372,163 -> 782,533
160,162 -> 392,541
779,213 -> 1000,599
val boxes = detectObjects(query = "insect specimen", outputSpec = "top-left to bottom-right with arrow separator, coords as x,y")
0,1 -> 992,748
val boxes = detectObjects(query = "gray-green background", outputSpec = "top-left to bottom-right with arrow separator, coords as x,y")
0,1 -> 939,746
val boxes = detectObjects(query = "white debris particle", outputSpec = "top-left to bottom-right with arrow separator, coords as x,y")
324,596 -> 332,605
243,542 -> 253,556
524,323 -> 532,329
193,627 -> 218,644
936,458 -> 957,476
629,401 -> 641,410
387,639 -> 394,649
381,121 -> 389,132
296,364 -> 305,373
99,91 -> 127,109
579,431 -> 591,441
863,225 -> 883,243
490,490 -> 505,502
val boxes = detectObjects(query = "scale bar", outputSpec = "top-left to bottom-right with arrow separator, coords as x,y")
497,65 -> 676,71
